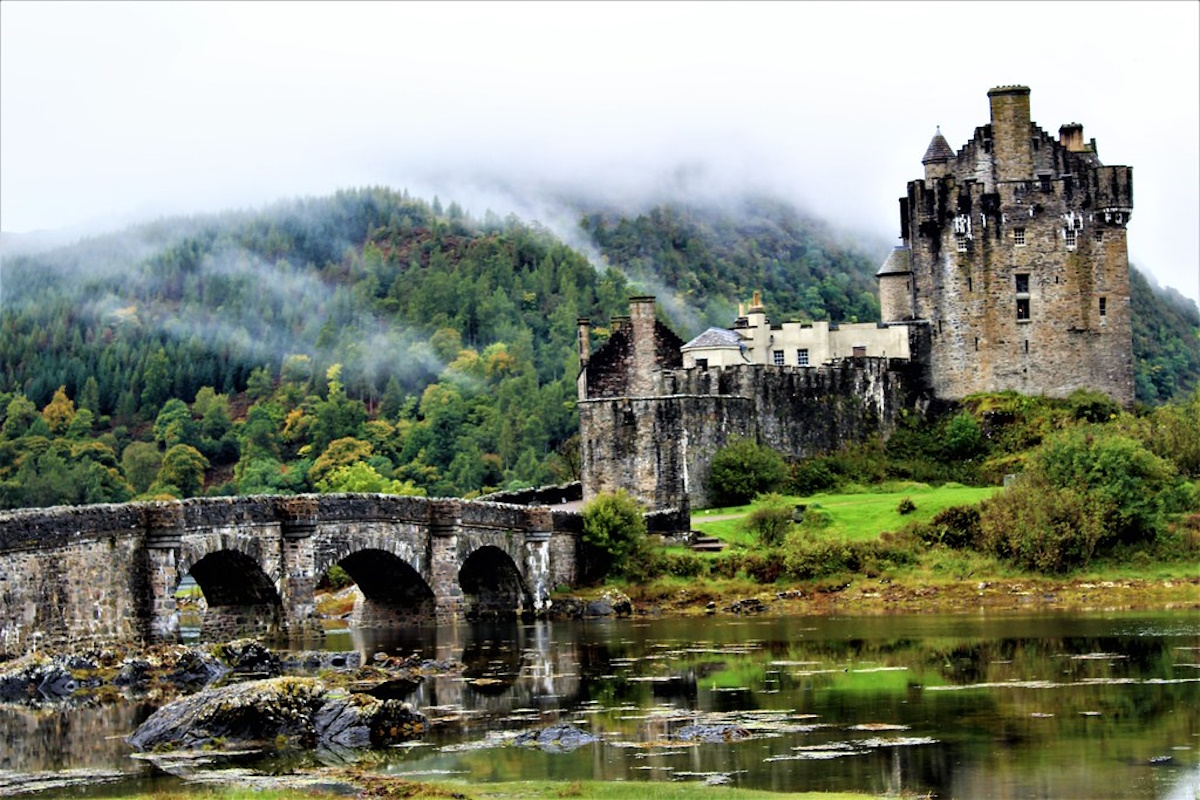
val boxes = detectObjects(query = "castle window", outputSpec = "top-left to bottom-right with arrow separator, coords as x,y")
1094,229 -> 1103,242
696,358 -> 708,371
773,350 -> 785,366
796,349 -> 810,366
1039,174 -> 1051,192
852,346 -> 867,358
1065,228 -> 1077,250
1014,227 -> 1027,246
956,234 -> 968,252
1017,297 -> 1031,321
1015,273 -> 1030,294
1099,296 -> 1107,322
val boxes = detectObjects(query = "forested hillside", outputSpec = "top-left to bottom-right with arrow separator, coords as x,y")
1,187 -> 1197,510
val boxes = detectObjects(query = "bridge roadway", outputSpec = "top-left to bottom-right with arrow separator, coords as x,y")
0,493 -> 580,656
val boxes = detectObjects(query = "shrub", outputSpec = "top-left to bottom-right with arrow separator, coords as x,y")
896,496 -> 917,515
789,457 -> 839,495
706,438 -> 788,507
659,551 -> 708,579
977,476 -> 1104,572
581,490 -> 649,581
743,493 -> 795,547
916,504 -> 981,549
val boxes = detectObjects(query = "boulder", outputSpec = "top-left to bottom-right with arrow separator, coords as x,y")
513,724 -> 599,752
127,676 -> 426,753
674,724 -> 752,742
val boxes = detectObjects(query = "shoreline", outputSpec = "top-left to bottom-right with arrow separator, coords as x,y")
616,575 -> 1200,619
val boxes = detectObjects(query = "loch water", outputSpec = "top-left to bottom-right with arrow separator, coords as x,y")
2,611 -> 1198,799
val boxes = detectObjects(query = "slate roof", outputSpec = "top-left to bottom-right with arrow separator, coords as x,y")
681,327 -> 744,350
921,128 -> 956,164
876,246 -> 913,277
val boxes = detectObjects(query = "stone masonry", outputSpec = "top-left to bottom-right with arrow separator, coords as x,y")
0,494 -> 579,657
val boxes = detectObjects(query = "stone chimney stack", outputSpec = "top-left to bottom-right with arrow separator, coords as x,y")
1058,122 -> 1086,152
988,85 -> 1033,182
577,317 -> 590,364
628,296 -> 658,397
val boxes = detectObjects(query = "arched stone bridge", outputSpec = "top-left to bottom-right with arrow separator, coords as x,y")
0,494 -> 580,656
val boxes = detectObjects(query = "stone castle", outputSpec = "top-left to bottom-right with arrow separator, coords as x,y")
577,86 -> 1135,519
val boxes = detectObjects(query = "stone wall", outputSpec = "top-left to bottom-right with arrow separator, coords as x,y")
580,357 -> 928,513
0,494 -> 580,656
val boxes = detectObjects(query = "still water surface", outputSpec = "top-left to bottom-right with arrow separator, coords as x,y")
2,611 -> 1198,799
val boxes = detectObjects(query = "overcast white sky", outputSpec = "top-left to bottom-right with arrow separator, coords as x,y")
2,1 -> 1197,303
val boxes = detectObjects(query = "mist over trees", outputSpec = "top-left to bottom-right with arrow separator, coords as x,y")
0,186 -> 1197,510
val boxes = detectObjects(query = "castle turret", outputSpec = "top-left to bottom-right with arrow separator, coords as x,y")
922,127 -> 955,181
988,85 -> 1033,183
876,246 -> 915,321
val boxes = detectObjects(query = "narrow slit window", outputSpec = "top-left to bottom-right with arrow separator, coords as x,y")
1099,296 -> 1107,322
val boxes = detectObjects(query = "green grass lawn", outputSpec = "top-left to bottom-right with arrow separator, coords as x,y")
692,482 -> 1001,546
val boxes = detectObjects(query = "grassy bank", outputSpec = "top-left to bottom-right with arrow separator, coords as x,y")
585,482 -> 1200,616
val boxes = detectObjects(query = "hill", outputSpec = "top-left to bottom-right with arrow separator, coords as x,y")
1,187 -> 1197,509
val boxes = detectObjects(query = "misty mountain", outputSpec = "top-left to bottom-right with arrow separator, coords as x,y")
0,186 -> 1197,509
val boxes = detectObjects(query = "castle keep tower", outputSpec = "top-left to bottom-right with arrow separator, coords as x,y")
880,86 -> 1135,406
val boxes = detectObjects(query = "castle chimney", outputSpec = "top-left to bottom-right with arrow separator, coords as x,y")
988,85 -> 1033,182
1058,122 -> 1085,152
628,296 -> 658,397
577,317 -> 591,364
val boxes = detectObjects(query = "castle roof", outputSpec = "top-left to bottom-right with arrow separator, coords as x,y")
921,128 -> 955,164
876,245 -> 913,277
681,327 -> 744,351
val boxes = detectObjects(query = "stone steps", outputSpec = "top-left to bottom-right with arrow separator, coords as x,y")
689,535 -> 726,552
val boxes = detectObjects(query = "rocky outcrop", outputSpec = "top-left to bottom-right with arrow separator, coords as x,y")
127,676 -> 427,753
513,723 -> 599,752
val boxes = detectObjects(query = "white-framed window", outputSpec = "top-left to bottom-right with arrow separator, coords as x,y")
956,234 -> 968,252
772,350 -> 784,366
1065,228 -> 1077,250
1014,227 -> 1026,246
796,348 -> 809,366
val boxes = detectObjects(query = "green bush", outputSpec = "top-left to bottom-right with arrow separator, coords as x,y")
743,493 -> 794,547
915,504 -> 981,549
658,551 -> 708,579
706,437 -> 788,507
896,496 -> 917,515
977,476 -> 1103,572
581,490 -> 649,581
789,457 -> 839,495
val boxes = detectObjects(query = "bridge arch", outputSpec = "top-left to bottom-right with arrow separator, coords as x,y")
334,548 -> 437,627
458,545 -> 534,621
184,549 -> 283,640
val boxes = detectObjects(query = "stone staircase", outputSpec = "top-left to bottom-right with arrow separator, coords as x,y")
689,534 -> 726,552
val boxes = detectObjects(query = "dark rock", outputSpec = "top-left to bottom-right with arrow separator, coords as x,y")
113,659 -> 151,687
166,649 -> 228,689
728,598 -> 767,615
584,600 -> 614,617
513,723 -> 599,752
35,665 -> 78,699
211,639 -> 281,677
674,724 -> 752,742
127,677 -> 427,753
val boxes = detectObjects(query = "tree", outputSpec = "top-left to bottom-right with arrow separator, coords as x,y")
706,437 -> 788,507
315,462 -> 425,495
154,398 -> 199,450
122,441 -> 163,495
309,437 -> 373,488
156,444 -> 209,497
41,386 -> 76,436
1,395 -> 38,439
744,493 -> 794,547
581,490 -> 648,581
